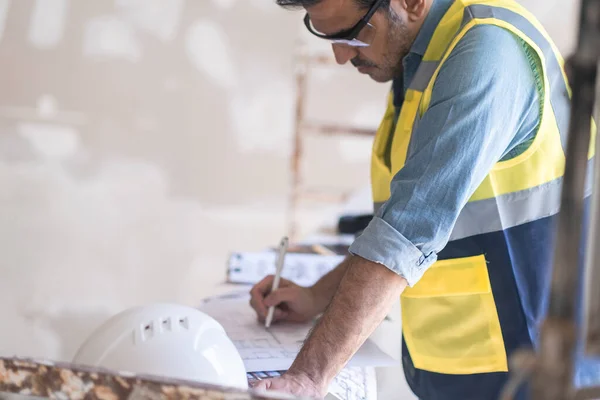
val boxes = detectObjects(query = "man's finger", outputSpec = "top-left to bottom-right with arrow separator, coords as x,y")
273,308 -> 288,322
251,300 -> 288,323
264,287 -> 297,307
252,275 -> 275,296
250,379 -> 267,389
250,378 -> 274,391
249,275 -> 276,316
249,296 -> 267,319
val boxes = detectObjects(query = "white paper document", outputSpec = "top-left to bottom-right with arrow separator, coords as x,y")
199,291 -> 398,373
227,251 -> 345,287
248,367 -> 377,400
327,366 -> 378,400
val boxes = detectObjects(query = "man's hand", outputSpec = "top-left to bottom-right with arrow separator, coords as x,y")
249,275 -> 325,324
251,372 -> 326,399
247,255 -> 407,397
283,255 -> 407,389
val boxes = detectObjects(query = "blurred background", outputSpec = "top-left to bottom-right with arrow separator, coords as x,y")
0,0 -> 582,387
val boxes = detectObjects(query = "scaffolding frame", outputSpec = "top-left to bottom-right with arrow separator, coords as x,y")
287,42 -> 376,240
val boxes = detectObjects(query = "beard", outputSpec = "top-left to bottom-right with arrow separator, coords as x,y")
354,9 -> 412,83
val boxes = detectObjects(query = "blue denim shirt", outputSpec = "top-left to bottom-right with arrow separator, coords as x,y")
348,0 -> 541,286
348,0 -> 600,388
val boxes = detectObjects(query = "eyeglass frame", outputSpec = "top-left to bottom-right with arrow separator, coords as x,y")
302,0 -> 386,43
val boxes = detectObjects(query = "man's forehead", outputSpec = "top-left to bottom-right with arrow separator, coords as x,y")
306,0 -> 362,35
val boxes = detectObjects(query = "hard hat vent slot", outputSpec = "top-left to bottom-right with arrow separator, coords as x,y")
179,317 -> 189,330
141,322 -> 154,341
161,318 -> 171,331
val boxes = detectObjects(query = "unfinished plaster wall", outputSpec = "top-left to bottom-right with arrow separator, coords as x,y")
0,0 -> 386,364
0,0 -> 583,396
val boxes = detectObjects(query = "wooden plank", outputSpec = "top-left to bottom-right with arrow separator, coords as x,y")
0,357 -> 296,400
300,123 -> 375,137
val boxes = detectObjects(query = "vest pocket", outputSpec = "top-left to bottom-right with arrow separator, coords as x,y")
400,254 -> 508,375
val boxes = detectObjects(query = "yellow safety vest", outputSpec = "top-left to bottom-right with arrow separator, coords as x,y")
370,0 -> 596,396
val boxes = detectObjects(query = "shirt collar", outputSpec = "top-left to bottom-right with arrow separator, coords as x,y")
392,0 -> 454,107
408,0 -> 454,57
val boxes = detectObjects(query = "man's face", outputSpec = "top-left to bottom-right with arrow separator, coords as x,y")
306,0 -> 413,82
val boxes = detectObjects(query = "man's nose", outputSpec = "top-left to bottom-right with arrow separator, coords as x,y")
332,44 -> 357,65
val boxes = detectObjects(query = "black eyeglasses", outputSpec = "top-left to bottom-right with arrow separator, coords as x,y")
303,0 -> 386,47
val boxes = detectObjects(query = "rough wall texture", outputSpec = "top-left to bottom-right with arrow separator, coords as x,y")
0,0 -> 388,365
0,0 -> 584,398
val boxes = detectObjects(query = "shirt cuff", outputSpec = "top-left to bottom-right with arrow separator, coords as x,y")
348,216 -> 437,287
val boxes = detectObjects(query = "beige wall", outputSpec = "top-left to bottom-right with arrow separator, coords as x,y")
0,0 -> 585,393
0,0 -> 386,364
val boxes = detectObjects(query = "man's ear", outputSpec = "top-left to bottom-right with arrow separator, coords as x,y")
395,0 -> 428,22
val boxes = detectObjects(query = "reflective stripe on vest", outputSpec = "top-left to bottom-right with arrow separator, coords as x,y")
369,0 -> 597,379
464,5 -> 572,150
372,0 -> 597,232
375,157 -> 595,240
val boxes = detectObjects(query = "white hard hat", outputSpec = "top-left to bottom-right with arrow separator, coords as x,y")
72,303 -> 248,390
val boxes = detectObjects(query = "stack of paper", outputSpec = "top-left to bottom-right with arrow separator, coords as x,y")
227,252 -> 345,287
198,291 -> 398,399
199,291 -> 398,372
246,367 -> 377,400
210,236 -> 397,400
328,367 -> 378,400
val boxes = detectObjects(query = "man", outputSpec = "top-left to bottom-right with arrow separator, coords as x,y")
250,0 -> 596,398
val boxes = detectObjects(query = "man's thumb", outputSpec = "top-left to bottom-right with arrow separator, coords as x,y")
251,379 -> 269,390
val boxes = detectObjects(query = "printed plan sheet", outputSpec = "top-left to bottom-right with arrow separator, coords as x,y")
227,251 -> 345,287
246,367 -> 377,400
328,367 -> 378,400
198,291 -> 398,372
200,291 -> 383,400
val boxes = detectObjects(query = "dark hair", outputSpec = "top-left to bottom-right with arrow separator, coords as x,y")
275,0 -> 381,10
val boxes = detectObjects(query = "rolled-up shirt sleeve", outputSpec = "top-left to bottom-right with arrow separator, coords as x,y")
349,25 -> 542,286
